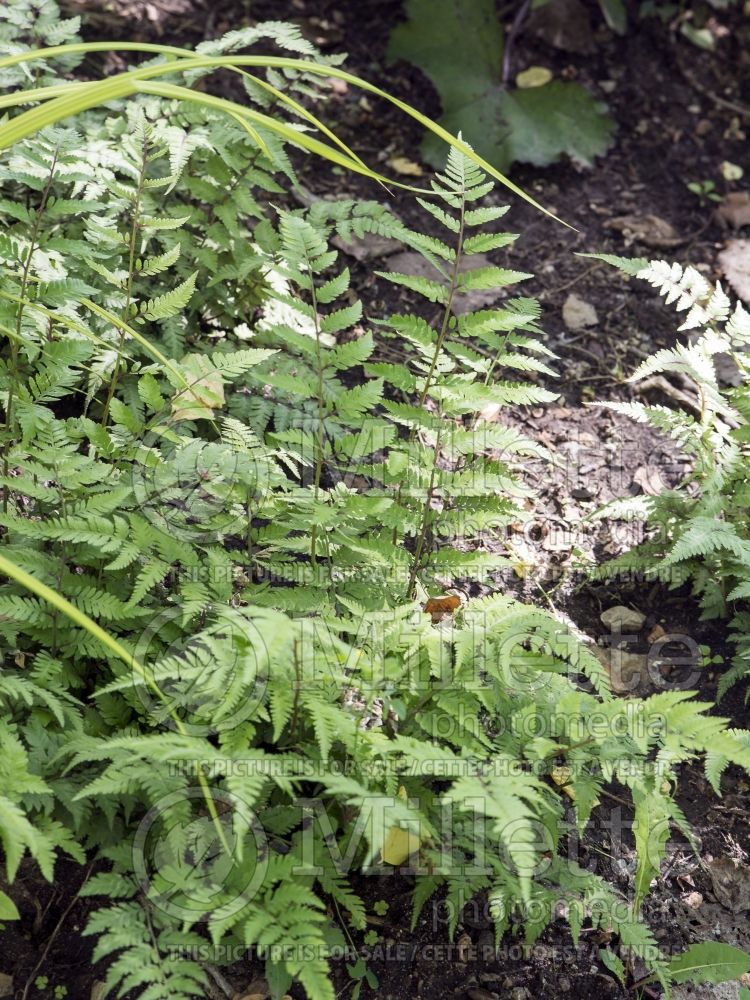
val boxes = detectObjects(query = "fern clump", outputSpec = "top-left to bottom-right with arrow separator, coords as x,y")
592,256 -> 750,696
1,10 -> 750,997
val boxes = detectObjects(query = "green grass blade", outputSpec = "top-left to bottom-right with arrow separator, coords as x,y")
0,43 -> 568,223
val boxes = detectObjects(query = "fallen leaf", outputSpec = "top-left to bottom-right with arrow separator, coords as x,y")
648,624 -> 666,643
716,191 -> 750,229
633,464 -> 668,496
386,155 -> 423,177
707,857 -> 750,913
562,292 -> 598,330
551,765 -> 577,801
424,594 -> 462,623
381,786 -> 421,865
719,239 -> 750,304
457,932 -> 473,962
233,981 -> 269,1000
720,160 -> 744,182
605,213 -> 684,248
516,66 -> 553,88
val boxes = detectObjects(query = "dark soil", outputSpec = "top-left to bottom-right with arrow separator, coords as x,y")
7,2 -> 750,999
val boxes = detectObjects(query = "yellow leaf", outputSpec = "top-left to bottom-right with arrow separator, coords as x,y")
551,765 -> 576,801
516,66 -> 553,89
171,371 -> 225,421
386,155 -> 423,177
381,786 -> 421,865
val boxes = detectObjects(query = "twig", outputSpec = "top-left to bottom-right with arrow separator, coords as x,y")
636,375 -> 741,429
205,964 -> 236,998
675,47 -> 750,120
502,0 -> 532,83
547,262 -> 606,295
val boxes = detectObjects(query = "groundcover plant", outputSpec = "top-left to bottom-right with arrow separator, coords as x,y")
0,4 -> 749,999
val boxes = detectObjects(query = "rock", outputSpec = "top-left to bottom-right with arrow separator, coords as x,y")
600,605 -> 646,632
381,251 -> 504,314
0,974 -> 12,999
562,292 -> 598,330
683,891 -> 704,909
718,239 -> 750,304
510,989 -> 531,1000
528,0 -> 597,53
594,647 -> 649,695
333,230 -> 403,262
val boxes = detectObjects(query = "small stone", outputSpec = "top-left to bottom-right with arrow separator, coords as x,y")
559,978 -> 571,992
0,974 -> 12,999
571,486 -> 595,501
647,623 -> 666,643
600,605 -> 646,632
683,891 -> 704,909
333,231 -> 402,262
562,292 -> 598,330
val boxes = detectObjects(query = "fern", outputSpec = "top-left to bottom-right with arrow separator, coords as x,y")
593,254 -> 750,696
1,24 -> 749,997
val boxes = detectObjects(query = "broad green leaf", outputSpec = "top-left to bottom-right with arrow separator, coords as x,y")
0,888 -> 19,920
668,942 -> 750,985
632,790 -> 671,912
388,0 -> 614,172
493,83 -> 615,169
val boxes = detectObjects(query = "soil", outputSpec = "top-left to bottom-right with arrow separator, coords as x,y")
5,1 -> 750,999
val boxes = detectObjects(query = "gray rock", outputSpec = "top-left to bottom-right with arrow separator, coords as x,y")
600,605 -> 646,632
562,292 -> 598,330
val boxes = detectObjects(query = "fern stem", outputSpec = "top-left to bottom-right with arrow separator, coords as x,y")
307,256 -> 329,576
101,127 -> 149,428
405,193 -> 467,597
